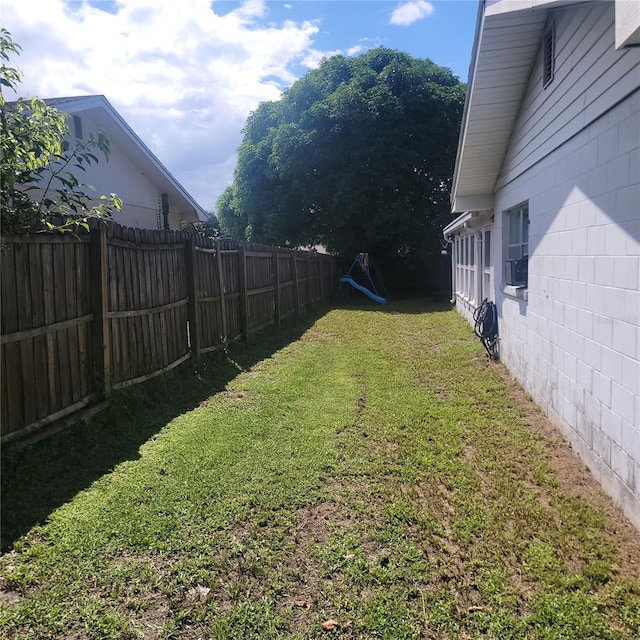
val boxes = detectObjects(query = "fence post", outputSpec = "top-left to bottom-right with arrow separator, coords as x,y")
215,239 -> 228,342
291,250 -> 300,319
90,225 -> 111,397
306,252 -> 312,307
330,257 -> 336,299
239,244 -> 249,341
272,247 -> 281,327
185,237 -> 200,363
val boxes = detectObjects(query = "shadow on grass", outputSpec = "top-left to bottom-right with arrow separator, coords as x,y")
1,297 -> 451,550
0,308 -> 332,552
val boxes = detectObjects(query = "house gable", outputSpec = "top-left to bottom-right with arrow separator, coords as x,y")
44,96 -> 207,230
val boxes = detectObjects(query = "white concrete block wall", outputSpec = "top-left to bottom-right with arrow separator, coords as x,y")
492,93 -> 640,528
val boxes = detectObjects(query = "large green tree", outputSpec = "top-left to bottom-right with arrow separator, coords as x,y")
218,48 -> 465,288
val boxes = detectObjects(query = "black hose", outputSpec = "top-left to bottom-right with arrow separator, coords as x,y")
473,298 -> 499,360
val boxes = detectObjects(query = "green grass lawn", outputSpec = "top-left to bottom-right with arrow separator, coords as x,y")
1,299 -> 639,639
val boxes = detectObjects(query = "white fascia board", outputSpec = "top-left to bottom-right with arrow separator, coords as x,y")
450,0 -> 578,208
98,98 -> 207,221
450,0 -> 486,208
485,0 -> 598,17
443,212 -> 473,237
452,194 -> 495,214
51,95 -> 106,113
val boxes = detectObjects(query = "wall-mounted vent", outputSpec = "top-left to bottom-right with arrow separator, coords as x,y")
543,21 -> 555,88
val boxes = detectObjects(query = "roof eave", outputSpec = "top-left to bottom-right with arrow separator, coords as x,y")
450,1 -> 600,214
450,0 -> 487,210
443,212 -> 473,236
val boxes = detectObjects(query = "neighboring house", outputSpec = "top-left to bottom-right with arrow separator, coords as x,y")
445,0 -> 639,528
27,95 -> 206,230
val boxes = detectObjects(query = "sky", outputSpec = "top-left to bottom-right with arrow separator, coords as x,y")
2,0 -> 479,214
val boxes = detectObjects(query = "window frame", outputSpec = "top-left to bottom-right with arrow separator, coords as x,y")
454,230 -> 477,304
72,115 -> 83,140
504,202 -> 529,290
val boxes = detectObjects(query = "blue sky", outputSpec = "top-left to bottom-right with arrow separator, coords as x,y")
3,0 -> 478,212
218,1 -> 478,81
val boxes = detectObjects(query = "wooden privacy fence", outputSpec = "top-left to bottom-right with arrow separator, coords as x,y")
1,223 -> 339,441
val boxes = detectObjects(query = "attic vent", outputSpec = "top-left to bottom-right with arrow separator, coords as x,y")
73,115 -> 83,139
543,21 -> 555,88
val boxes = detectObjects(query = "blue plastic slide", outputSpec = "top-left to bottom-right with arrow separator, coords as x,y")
340,276 -> 387,305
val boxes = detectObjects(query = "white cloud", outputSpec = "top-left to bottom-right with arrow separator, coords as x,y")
1,0 -> 324,211
346,45 -> 366,57
390,1 -> 435,27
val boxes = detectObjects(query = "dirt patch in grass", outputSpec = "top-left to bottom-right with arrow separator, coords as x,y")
136,593 -> 169,640
295,500 -> 347,546
0,586 -> 23,607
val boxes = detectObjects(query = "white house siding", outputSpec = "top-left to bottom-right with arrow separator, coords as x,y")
66,111 -> 188,230
491,3 -> 640,527
498,2 -> 639,189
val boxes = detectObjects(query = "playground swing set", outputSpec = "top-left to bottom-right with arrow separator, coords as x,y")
339,252 -> 387,305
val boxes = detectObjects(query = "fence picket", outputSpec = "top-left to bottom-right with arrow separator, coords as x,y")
216,240 -> 228,341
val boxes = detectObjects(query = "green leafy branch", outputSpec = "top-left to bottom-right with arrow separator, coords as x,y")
0,28 -> 122,235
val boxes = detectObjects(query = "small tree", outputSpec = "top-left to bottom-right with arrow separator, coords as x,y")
0,29 -> 122,234
190,212 -> 222,239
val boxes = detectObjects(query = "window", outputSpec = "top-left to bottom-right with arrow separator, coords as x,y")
73,115 -> 83,139
504,203 -> 529,287
455,231 -> 477,303
543,21 -> 555,87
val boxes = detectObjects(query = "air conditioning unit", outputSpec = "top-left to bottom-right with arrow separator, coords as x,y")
505,258 -> 528,286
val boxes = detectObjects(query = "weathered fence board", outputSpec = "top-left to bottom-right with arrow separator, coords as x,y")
1,236 -> 94,436
1,223 -> 338,441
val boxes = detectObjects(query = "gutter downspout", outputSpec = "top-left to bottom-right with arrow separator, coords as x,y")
472,228 -> 483,306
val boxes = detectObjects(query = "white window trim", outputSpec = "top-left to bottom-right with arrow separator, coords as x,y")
503,202 -> 529,299
503,284 -> 529,301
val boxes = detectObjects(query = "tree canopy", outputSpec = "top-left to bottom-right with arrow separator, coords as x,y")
218,48 -> 465,289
